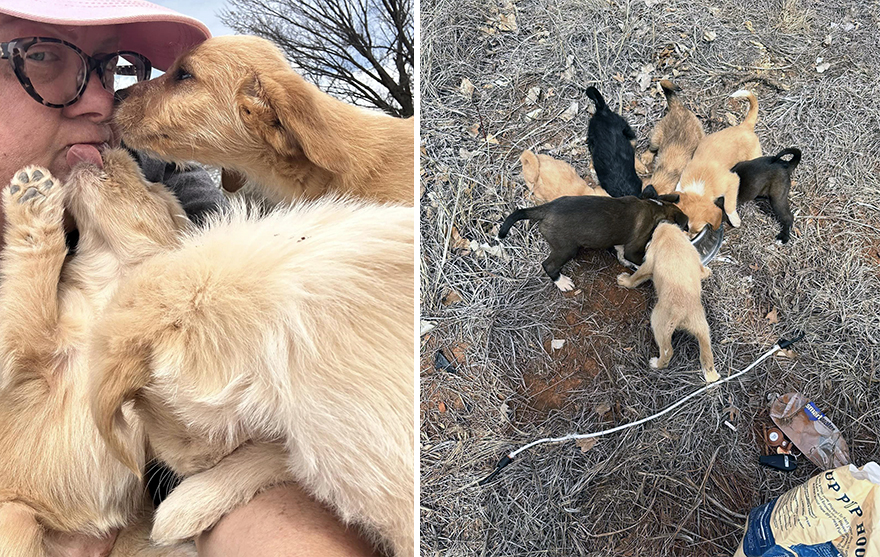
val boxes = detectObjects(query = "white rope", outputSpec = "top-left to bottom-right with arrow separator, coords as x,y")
507,343 -> 783,459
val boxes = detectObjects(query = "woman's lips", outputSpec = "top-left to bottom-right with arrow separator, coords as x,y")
67,144 -> 105,169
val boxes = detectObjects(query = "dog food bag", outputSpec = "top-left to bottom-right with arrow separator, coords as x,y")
734,461 -> 879,557
770,392 -> 850,470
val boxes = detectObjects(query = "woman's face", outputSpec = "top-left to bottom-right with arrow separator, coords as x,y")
0,16 -> 120,248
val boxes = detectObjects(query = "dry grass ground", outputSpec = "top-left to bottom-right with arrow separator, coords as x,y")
420,0 -> 880,554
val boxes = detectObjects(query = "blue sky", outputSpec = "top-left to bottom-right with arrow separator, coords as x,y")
150,0 -> 237,37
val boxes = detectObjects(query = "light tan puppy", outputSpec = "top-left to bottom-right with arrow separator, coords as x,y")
0,151 -> 195,556
114,35 -> 414,205
645,81 -> 705,195
675,90 -> 762,234
519,150 -> 609,202
88,179 -> 415,554
617,223 -> 719,383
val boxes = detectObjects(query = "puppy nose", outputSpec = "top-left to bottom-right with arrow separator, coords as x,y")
114,87 -> 131,105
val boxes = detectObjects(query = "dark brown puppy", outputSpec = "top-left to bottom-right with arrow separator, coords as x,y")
731,147 -> 801,243
498,186 -> 688,291
586,86 -> 643,197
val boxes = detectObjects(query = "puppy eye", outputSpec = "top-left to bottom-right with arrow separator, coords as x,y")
175,68 -> 193,81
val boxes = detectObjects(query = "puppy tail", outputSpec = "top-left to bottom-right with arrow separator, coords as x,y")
773,147 -> 801,170
498,207 -> 539,239
729,89 -> 758,129
90,337 -> 151,478
659,80 -> 682,105
585,86 -> 606,110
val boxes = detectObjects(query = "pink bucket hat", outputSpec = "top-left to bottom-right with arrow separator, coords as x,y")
0,0 -> 210,71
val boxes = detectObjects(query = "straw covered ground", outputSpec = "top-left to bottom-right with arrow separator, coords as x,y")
420,0 -> 880,554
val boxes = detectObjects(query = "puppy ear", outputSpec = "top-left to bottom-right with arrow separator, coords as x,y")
659,193 -> 680,203
641,184 -> 658,199
520,150 -> 540,186
237,73 -> 352,174
221,168 -> 248,193
90,342 -> 150,478
714,196 -> 733,227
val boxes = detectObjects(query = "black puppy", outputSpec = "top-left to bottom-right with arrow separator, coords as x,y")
498,186 -> 688,291
731,147 -> 801,243
586,86 -> 643,198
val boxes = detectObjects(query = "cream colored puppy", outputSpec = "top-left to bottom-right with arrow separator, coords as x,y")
0,150 -> 194,556
617,223 -> 718,382
89,186 -> 415,554
519,150 -> 608,202
115,35 -> 414,205
675,90 -> 762,234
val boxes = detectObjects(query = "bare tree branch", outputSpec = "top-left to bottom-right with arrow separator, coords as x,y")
221,0 -> 413,117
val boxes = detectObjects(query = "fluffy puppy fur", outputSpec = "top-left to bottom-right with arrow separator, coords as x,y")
675,90 -> 762,234
617,223 -> 719,382
0,150 -> 195,556
732,147 -> 801,244
114,35 -> 414,205
519,149 -> 609,202
88,186 -> 415,555
586,86 -> 643,197
645,80 -> 705,195
497,186 -> 688,291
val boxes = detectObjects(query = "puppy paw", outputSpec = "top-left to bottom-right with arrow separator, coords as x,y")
775,233 -> 790,244
554,274 -> 575,292
3,167 -> 65,246
704,367 -> 721,383
617,273 -> 632,288
151,478 -> 232,545
727,211 -> 742,228
649,357 -> 660,369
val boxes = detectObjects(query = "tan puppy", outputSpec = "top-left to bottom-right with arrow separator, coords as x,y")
645,80 -> 705,194
617,223 -> 719,383
114,35 -> 414,205
88,182 -> 415,553
519,150 -> 608,202
0,151 -> 195,556
675,90 -> 762,234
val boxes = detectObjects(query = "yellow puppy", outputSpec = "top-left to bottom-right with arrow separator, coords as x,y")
0,150 -> 194,556
115,35 -> 414,205
519,150 -> 608,202
675,90 -> 762,234
617,223 -> 718,383
88,180 -> 415,554
645,81 -> 705,195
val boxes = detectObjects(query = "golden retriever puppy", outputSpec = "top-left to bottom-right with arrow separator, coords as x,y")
645,80 -> 705,195
519,149 -> 608,202
675,90 -> 762,234
114,35 -> 414,205
87,181 -> 415,554
0,150 -> 195,556
617,223 -> 718,383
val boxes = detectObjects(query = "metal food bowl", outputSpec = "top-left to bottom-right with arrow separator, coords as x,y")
691,223 -> 724,265
622,223 -> 724,270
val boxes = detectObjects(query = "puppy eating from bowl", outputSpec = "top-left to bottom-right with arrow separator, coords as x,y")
114,35 -> 414,205
585,86 -> 643,198
617,222 -> 719,383
497,186 -> 688,291
675,89 -> 762,234
645,80 -> 705,195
